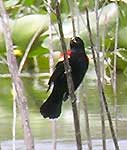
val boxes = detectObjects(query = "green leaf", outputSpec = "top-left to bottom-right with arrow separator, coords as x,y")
28,46 -> 49,57
0,33 -> 5,54
107,49 -> 127,72
24,0 -> 35,6
0,20 -> 14,55
118,27 -> 127,48
119,2 -> 127,28
12,14 -> 49,50
60,0 -> 69,14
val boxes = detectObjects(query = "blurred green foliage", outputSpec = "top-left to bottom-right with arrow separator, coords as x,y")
0,0 -> 127,75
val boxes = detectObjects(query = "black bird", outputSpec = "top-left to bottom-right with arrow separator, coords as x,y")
40,37 -> 89,119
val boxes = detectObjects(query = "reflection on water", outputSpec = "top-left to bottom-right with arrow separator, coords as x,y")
0,69 -> 127,148
1,139 -> 127,150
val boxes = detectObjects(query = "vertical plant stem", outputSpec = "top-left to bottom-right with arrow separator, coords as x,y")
74,0 -> 80,35
33,57 -> 40,90
68,0 -> 81,115
83,100 -> 92,150
101,16 -> 107,84
33,56 -> 40,73
0,1 -> 34,150
55,1 -> 82,149
113,7 -> 119,137
67,0 -> 76,37
81,84 -> 92,150
51,120 -> 57,150
85,7 -> 120,150
12,84 -> 16,150
18,26 -> 43,73
71,1 -> 92,148
95,1 -> 106,150
47,0 -> 57,149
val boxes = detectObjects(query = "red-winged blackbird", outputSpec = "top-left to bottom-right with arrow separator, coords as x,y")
40,37 -> 89,119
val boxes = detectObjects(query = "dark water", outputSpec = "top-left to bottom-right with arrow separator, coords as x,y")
0,66 -> 127,149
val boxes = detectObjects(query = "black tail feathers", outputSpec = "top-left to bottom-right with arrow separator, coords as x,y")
40,90 -> 63,119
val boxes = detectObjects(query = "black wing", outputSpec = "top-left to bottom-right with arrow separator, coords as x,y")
47,61 -> 65,92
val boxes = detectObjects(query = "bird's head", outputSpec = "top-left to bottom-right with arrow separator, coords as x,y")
70,36 -> 85,52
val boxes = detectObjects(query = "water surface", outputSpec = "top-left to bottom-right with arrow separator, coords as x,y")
0,68 -> 127,149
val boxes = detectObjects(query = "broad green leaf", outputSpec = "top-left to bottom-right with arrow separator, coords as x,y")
37,55 -> 49,72
107,49 -> 127,72
24,0 -> 35,6
0,20 -> 14,54
60,0 -> 69,14
0,33 -> 5,54
118,27 -> 127,48
12,14 -> 49,50
29,46 -> 49,57
119,2 -> 127,28
28,34 -> 49,57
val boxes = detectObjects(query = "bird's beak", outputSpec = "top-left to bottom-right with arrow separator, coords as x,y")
71,37 -> 77,43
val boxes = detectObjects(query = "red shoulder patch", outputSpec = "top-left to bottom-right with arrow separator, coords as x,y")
59,50 -> 72,61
